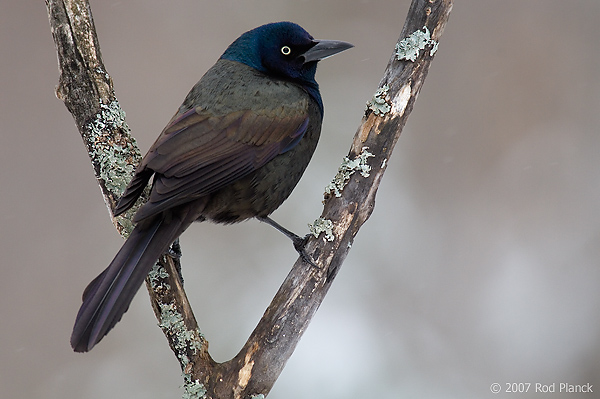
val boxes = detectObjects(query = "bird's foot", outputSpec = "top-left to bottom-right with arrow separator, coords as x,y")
291,234 -> 318,268
258,216 -> 318,268
167,239 -> 184,285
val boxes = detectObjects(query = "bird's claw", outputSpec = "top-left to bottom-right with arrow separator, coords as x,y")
167,238 -> 182,259
292,234 -> 318,268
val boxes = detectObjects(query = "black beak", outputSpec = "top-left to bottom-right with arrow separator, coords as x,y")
301,39 -> 354,63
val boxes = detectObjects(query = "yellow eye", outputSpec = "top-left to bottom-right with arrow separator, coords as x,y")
281,45 -> 292,56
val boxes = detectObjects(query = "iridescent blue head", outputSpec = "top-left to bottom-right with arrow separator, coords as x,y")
221,22 -> 353,115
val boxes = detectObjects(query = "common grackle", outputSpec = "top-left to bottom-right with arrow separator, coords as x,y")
71,22 -> 352,352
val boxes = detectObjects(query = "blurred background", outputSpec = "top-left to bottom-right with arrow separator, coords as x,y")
2,1 -> 599,398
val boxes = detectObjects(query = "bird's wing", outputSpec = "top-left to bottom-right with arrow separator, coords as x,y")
130,104 -> 309,221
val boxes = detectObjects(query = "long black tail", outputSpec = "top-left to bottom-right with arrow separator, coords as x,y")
71,210 -> 190,352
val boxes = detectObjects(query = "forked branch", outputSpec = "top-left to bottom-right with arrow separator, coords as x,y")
46,0 -> 452,397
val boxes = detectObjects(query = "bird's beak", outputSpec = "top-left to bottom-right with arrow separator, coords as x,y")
301,40 -> 354,63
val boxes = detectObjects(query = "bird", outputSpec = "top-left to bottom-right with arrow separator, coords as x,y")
70,21 -> 353,352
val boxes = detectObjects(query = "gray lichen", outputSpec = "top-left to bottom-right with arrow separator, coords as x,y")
86,100 -> 138,195
115,210 -> 136,238
148,262 -> 171,290
395,26 -> 438,62
182,373 -> 207,399
366,85 -> 391,116
325,147 -> 375,198
159,302 -> 203,354
308,217 -> 334,241
157,293 -> 205,397
430,40 -> 439,56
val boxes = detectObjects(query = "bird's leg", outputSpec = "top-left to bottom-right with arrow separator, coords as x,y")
258,216 -> 317,267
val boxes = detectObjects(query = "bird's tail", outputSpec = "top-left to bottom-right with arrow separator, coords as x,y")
70,207 -> 194,352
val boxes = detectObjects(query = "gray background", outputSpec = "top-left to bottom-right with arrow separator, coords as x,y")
2,1 -> 599,398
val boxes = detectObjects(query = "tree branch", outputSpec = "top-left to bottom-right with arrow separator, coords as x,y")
47,0 -> 452,397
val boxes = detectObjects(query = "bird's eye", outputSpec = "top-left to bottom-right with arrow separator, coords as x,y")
281,45 -> 292,56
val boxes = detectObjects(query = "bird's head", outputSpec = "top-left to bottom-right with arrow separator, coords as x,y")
221,22 -> 353,85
